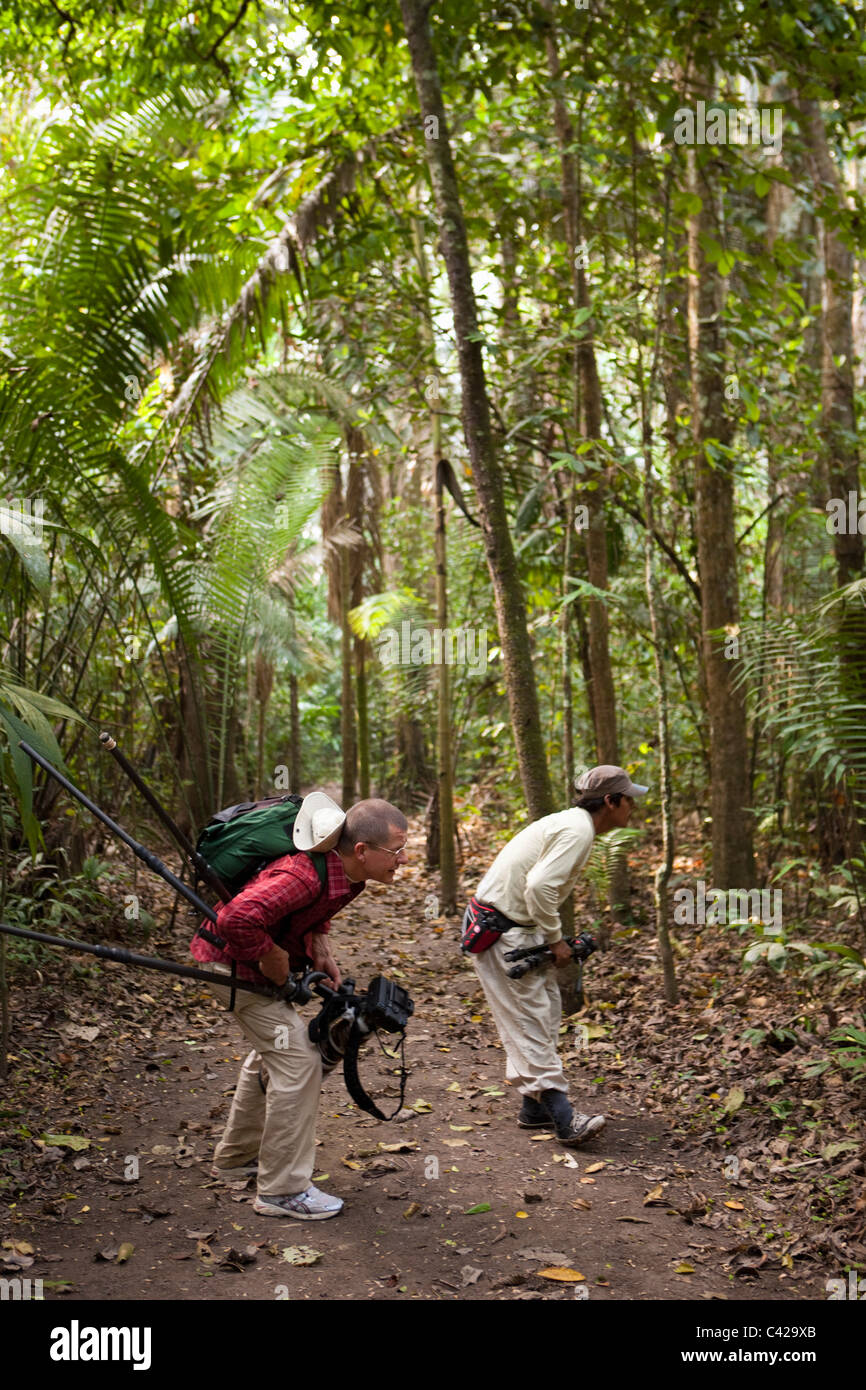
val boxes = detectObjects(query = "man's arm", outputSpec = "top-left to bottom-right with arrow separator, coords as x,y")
215,861 -> 323,972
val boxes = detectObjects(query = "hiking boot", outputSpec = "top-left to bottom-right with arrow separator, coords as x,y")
253,1185 -> 344,1220
557,1112 -> 606,1148
517,1096 -> 552,1130
211,1160 -> 259,1182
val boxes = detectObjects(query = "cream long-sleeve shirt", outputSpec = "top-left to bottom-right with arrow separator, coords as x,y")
474,807 -> 596,945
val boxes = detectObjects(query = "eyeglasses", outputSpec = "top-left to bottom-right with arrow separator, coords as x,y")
369,841 -> 408,858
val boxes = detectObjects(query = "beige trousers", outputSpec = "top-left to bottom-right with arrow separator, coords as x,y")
207,967 -> 323,1196
470,921 -> 568,1097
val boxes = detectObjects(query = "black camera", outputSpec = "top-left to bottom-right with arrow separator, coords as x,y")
504,930 -> 598,978
360,975 -> 414,1033
308,973 -> 414,1069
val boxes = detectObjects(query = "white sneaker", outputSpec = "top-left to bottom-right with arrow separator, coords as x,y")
558,1113 -> 606,1148
253,1185 -> 344,1220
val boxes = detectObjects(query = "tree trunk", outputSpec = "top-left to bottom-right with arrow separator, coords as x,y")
687,146 -> 754,889
339,542 -> 356,807
542,3 -> 627,913
400,0 -> 554,821
412,214 -> 458,911
434,465 -> 458,912
795,97 -> 864,591
289,670 -> 302,790
796,96 -> 866,849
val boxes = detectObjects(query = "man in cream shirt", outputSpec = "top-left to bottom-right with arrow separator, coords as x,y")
463,766 -> 647,1146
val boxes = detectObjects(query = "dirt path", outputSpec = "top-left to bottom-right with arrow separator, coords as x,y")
0,828 -> 848,1302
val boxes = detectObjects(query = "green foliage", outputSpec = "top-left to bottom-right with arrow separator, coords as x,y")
585,828 -> 643,914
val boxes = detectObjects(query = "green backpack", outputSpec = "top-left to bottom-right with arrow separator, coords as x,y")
196,793 -> 329,898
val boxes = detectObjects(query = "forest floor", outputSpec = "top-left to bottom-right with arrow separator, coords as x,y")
1,813 -> 864,1302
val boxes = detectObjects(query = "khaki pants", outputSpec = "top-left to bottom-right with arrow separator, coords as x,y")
469,918 -> 568,1098
207,967 -> 323,1196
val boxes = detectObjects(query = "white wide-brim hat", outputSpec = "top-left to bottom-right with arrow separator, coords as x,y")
293,791 -> 346,853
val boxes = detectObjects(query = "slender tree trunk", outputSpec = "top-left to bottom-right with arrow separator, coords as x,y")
339,543 -> 356,806
174,640 -> 212,829
355,639 -> 370,799
255,649 -> 274,795
687,145 -> 754,888
640,416 -> 678,1004
796,96 -> 866,850
795,97 -> 864,591
561,479 -> 576,801
434,464 -> 457,912
412,214 -> 457,910
289,671 -> 302,790
345,429 -> 368,804
542,4 -> 627,910
400,0 -> 554,820
322,456 -> 356,807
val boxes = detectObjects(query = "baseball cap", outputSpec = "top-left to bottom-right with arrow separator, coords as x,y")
574,764 -> 649,798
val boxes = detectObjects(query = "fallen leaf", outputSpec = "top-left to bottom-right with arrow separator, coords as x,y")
822,1141 -> 859,1161
644,1184 -> 667,1205
722,1087 -> 745,1116
584,1162 -> 605,1173
402,1202 -> 421,1219
117,1243 -> 134,1264
464,1203 -> 491,1215
562,1154 -> 580,1169
675,1262 -> 695,1274
515,1210 -> 528,1218
538,1267 -> 586,1282
571,1198 -> 592,1211
449,1125 -> 473,1132
43,1134 -> 90,1152
411,1100 -> 432,1114
616,1217 -> 651,1224
443,1139 -> 469,1148
461,1265 -> 483,1286
724,1201 -> 745,1210
378,1141 -> 418,1153
60,1024 -> 100,1042
282,1246 -> 322,1266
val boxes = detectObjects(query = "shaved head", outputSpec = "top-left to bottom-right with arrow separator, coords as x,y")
339,798 -> 407,852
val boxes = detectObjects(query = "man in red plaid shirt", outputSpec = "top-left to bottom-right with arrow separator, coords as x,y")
192,794 -> 408,1220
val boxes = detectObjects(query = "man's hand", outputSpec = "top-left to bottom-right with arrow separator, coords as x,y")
258,943 -> 290,987
308,932 -> 342,988
550,939 -> 573,969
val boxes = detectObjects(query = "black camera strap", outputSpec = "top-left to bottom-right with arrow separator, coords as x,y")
342,1024 -> 408,1122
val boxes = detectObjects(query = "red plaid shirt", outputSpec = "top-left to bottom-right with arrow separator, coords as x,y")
190,850 -> 364,984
